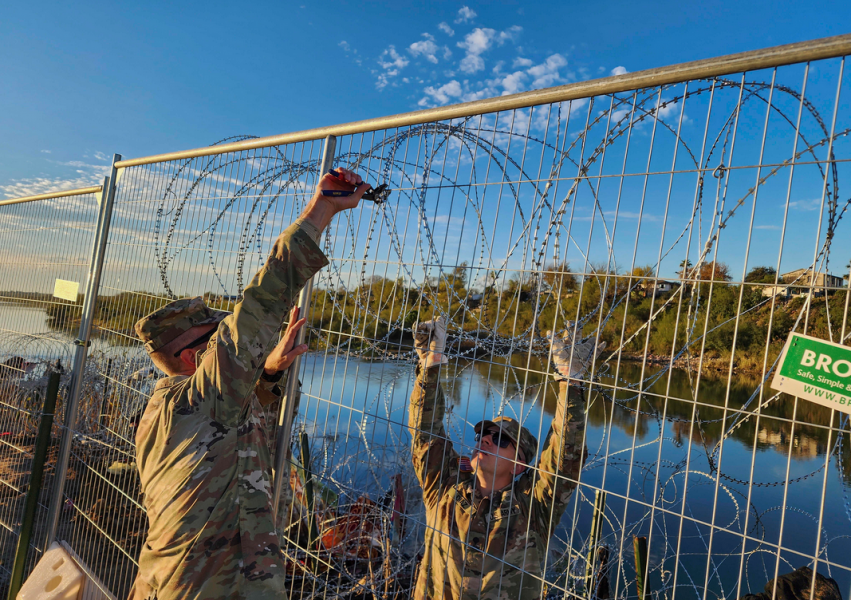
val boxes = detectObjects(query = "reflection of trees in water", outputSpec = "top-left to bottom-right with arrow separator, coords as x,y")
467,355 -> 851,482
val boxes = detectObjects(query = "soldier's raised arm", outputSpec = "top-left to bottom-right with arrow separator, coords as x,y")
130,168 -> 369,600
408,316 -> 459,507
187,169 -> 369,425
522,328 -> 604,537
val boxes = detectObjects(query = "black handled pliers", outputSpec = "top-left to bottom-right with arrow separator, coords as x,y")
321,169 -> 390,203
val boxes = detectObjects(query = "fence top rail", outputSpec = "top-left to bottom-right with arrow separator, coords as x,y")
114,33 -> 851,169
0,185 -> 103,207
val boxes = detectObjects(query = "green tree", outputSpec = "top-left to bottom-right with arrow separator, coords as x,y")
745,265 -> 777,283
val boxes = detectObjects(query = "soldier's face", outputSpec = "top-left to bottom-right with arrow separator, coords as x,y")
471,428 -> 521,477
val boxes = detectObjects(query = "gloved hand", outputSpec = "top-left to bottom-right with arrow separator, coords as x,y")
414,316 -> 449,369
548,323 -> 606,380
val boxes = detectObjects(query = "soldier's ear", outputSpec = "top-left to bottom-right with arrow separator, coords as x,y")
178,348 -> 198,373
512,461 -> 527,477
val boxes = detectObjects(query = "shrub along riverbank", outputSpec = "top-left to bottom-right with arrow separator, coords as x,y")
8,262 -> 847,374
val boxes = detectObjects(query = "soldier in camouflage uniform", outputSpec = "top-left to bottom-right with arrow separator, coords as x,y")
740,567 -> 842,600
408,316 -> 605,600
128,168 -> 370,600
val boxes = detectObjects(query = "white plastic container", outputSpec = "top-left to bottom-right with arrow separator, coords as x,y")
18,542 -> 84,600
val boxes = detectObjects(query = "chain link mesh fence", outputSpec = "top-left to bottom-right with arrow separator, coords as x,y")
0,189 -> 101,597
1,37 -> 850,600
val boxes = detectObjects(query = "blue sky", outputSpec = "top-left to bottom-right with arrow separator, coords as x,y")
1,0 -> 849,198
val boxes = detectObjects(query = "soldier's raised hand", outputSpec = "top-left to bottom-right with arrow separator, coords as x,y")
414,315 -> 449,369
264,306 -> 309,375
303,167 -> 370,232
548,323 -> 606,380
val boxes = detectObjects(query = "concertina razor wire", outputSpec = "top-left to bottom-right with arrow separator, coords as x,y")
0,37 -> 851,600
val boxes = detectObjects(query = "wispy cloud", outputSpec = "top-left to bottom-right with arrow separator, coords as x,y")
40,150 -> 51,154
376,45 -> 409,89
0,153 -> 111,200
528,54 -> 568,87
454,6 -> 476,24
789,198 -> 823,211
408,34 -> 441,64
347,8 -> 622,106
457,26 -> 522,74
420,80 -> 463,106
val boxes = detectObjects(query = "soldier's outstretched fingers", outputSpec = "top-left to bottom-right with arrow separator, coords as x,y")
264,307 -> 308,373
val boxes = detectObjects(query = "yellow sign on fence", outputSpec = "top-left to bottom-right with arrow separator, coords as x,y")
52,279 -> 80,302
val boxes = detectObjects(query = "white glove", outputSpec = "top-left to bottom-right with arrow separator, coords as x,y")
414,316 -> 449,368
548,324 -> 606,380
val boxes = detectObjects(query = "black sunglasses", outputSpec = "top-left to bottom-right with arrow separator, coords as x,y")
173,328 -> 217,357
474,430 -> 514,449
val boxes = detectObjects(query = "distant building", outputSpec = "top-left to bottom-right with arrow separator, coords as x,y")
637,280 -> 681,297
464,293 -> 484,309
762,268 -> 844,298
654,280 -> 681,294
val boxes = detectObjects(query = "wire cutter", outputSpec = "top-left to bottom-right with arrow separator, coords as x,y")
321,169 -> 390,203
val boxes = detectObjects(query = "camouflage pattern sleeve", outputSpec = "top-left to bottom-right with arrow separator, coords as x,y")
408,364 -> 459,508
523,381 -> 587,538
186,223 -> 328,427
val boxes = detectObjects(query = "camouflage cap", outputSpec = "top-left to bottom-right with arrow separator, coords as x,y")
474,416 -> 538,464
135,297 -> 227,354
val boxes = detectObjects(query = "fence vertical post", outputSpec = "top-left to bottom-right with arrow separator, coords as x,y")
586,490 -> 607,596
272,135 -> 336,524
7,371 -> 60,600
634,536 -> 648,600
45,155 -> 121,546
98,358 -> 112,429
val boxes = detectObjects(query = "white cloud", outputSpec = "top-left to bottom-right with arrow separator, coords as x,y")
513,57 -> 533,68
438,22 -> 455,36
379,45 -> 409,70
93,151 -> 109,162
492,60 -> 505,74
454,6 -> 477,23
339,40 -> 351,52
40,150 -> 51,154
409,34 -> 440,64
498,25 -> 522,44
457,28 -> 496,73
0,171 -> 107,200
789,198 -> 823,211
500,71 -> 527,95
527,53 -> 568,88
456,26 -> 523,74
376,45 -> 409,89
610,66 -> 628,76
419,80 -> 463,106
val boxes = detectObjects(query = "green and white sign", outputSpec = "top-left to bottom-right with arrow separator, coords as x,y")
771,332 -> 851,413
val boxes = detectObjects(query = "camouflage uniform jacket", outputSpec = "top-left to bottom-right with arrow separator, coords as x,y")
131,223 -> 328,600
408,365 -> 587,600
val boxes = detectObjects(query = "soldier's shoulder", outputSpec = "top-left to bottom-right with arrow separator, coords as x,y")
154,374 -> 190,392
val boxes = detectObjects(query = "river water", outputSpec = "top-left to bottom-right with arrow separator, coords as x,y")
296,352 -> 851,598
1,301 -> 849,597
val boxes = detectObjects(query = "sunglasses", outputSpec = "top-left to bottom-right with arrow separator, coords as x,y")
173,328 -> 217,357
474,430 -> 515,449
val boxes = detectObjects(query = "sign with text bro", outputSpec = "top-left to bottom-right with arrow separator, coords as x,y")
772,332 -> 851,413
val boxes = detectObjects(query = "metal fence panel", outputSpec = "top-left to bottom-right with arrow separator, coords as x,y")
0,189 -> 100,596
7,37 -> 851,600
53,140 -> 329,598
